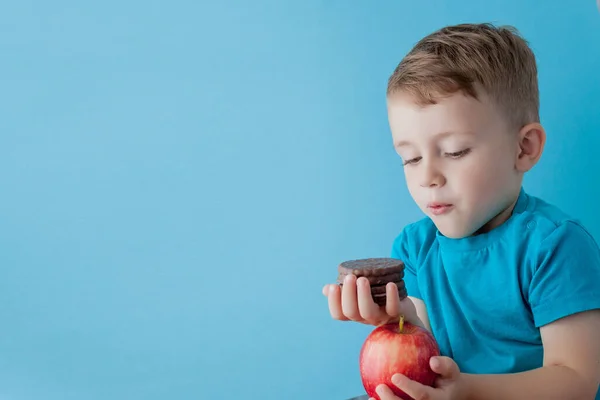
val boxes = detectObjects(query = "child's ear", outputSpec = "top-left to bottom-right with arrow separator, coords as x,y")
515,122 -> 546,172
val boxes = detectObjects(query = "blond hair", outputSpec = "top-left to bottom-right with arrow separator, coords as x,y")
387,23 -> 539,128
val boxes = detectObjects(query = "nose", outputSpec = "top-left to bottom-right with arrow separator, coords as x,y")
419,159 -> 446,188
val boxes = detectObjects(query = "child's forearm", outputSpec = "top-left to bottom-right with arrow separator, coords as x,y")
462,365 -> 596,400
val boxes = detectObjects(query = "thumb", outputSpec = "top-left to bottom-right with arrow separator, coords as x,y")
430,356 -> 460,380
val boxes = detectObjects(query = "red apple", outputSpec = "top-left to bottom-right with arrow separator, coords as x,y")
359,316 -> 440,400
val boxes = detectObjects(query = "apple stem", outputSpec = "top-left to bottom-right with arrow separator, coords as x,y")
399,315 -> 404,333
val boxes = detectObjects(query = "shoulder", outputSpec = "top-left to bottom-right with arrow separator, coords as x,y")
513,193 -> 600,327
520,193 -> 600,258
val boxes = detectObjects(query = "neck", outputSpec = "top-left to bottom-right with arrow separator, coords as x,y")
474,192 -> 521,236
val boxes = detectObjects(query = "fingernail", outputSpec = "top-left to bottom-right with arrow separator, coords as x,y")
328,285 -> 335,294
344,274 -> 353,283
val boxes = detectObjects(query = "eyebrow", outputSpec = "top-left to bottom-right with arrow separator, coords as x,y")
394,130 -> 474,148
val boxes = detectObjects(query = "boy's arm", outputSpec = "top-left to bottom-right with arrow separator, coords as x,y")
409,296 -> 431,332
462,309 -> 600,400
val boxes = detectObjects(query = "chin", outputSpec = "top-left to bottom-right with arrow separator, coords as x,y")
439,230 -> 468,239
432,222 -> 471,239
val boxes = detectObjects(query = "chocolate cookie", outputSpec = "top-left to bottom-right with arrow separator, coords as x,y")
336,271 -> 404,286
338,258 -> 404,276
369,280 -> 405,295
372,285 -> 407,306
337,258 -> 407,305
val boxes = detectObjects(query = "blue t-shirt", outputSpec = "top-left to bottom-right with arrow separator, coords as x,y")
391,187 -> 600,390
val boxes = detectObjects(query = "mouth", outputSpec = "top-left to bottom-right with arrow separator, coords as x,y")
427,202 -> 454,215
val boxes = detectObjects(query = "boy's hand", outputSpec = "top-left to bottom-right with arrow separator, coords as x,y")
322,274 -> 422,328
370,356 -> 466,400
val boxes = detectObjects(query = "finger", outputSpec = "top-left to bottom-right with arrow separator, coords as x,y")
391,373 -> 435,400
375,384 -> 401,400
430,356 -> 460,380
385,282 -> 401,317
341,274 -> 361,320
322,284 -> 339,297
356,277 -> 383,323
327,284 -> 348,321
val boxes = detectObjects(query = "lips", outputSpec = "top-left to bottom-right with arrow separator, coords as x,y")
427,202 -> 453,215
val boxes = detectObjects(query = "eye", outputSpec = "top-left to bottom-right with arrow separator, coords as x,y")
402,156 -> 421,166
444,148 -> 471,159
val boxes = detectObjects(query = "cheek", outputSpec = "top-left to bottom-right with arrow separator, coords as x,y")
456,151 -> 514,196
403,169 -> 419,193
403,169 -> 427,205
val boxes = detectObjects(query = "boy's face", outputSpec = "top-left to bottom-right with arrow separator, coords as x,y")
387,91 -> 522,238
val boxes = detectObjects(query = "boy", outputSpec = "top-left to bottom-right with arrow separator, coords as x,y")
323,23 -> 600,399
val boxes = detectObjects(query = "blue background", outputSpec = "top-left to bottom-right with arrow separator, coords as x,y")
1,1 -> 599,399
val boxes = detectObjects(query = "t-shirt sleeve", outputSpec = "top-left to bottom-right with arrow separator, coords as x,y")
391,225 -> 422,300
528,221 -> 600,328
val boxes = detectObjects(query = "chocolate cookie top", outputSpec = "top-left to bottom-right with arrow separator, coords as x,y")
337,258 -> 404,277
